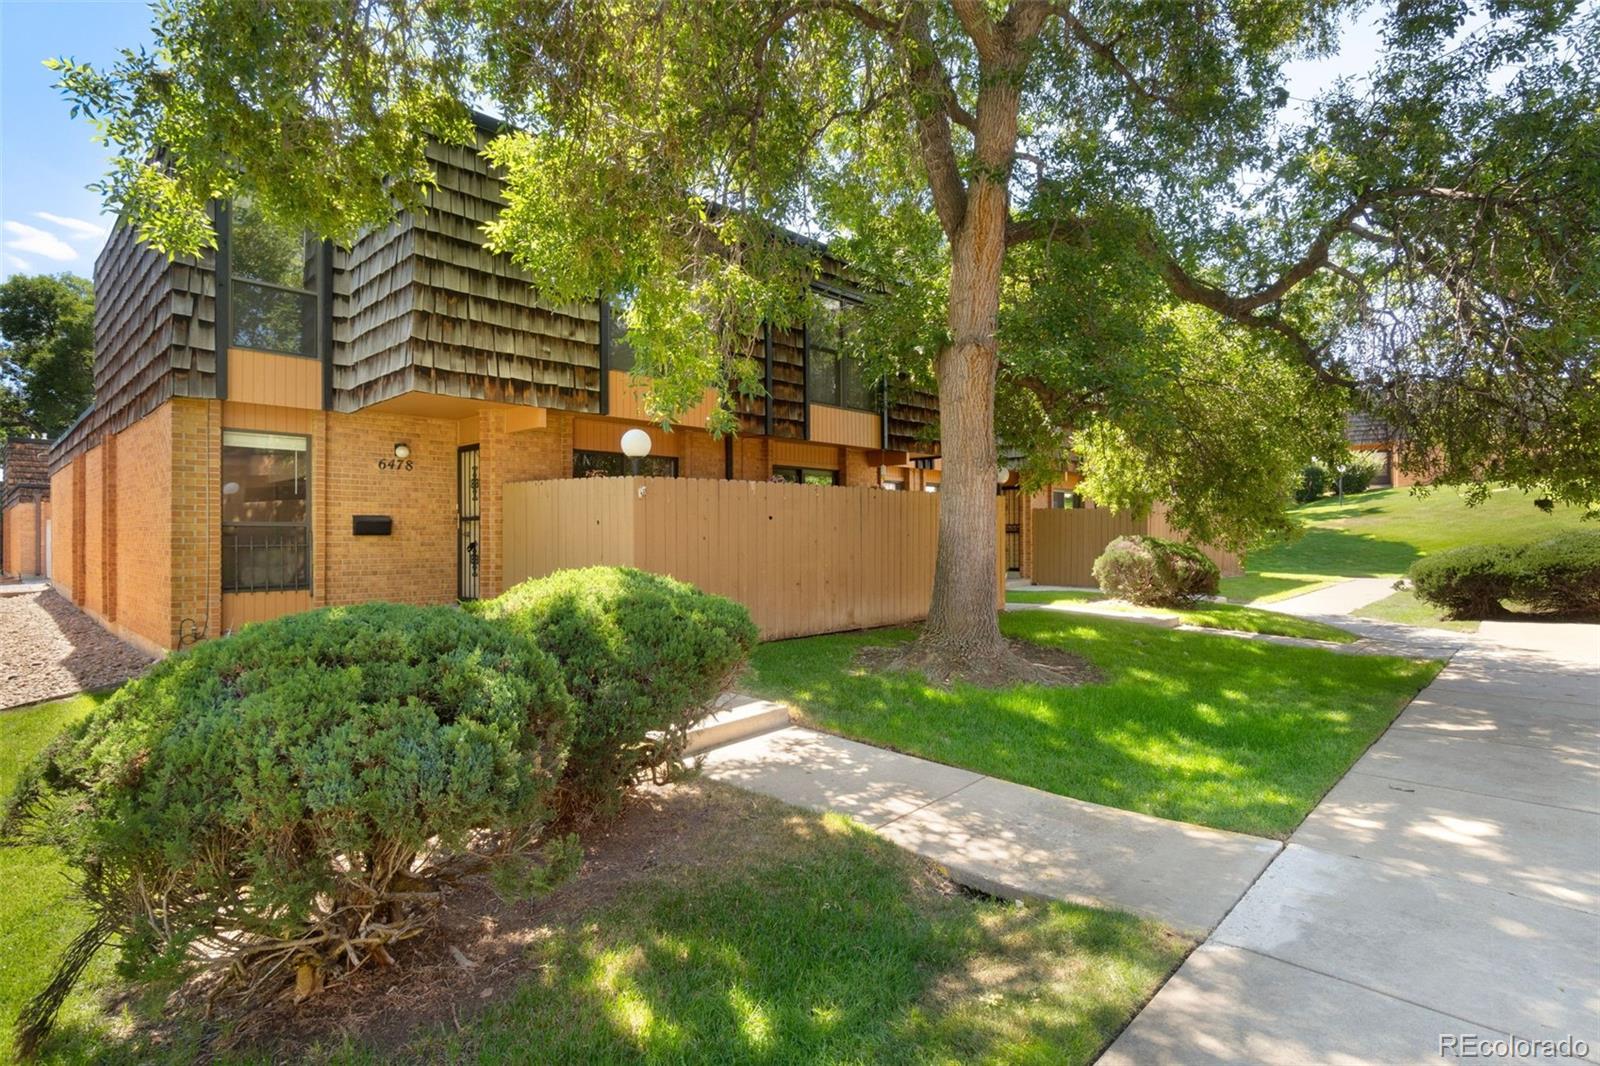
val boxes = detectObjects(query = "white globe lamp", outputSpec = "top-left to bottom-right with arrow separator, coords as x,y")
621,428 -> 653,475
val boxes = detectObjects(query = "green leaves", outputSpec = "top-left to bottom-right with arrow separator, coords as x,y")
0,272 -> 95,441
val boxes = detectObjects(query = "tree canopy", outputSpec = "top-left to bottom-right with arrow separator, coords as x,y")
0,272 -> 95,444
50,0 -> 1598,665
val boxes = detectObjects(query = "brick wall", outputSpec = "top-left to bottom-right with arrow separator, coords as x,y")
114,403 -> 173,649
3,496 -> 46,576
170,397 -> 222,644
83,444 -> 106,615
320,409 -> 458,606
49,463 -> 76,599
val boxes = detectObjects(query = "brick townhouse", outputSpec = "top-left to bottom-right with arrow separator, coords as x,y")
45,115 -> 961,653
2,437 -> 52,578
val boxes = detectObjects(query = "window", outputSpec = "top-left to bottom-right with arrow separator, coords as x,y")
808,293 -> 875,411
229,200 -> 321,356
923,483 -> 939,493
222,430 -> 310,592
606,292 -> 636,372
883,479 -> 905,491
573,449 -> 678,478
772,465 -> 839,486
1050,490 -> 1075,509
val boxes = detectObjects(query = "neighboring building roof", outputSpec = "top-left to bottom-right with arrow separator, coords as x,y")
1,437 -> 52,508
1345,412 -> 1397,446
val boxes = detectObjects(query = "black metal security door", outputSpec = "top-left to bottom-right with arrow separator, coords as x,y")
1002,486 -> 1023,572
458,445 -> 481,600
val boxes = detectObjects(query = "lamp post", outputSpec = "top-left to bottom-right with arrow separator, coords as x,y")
621,428 -> 652,476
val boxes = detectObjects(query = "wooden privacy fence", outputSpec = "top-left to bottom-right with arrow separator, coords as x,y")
502,477 -> 1005,639
1030,507 -> 1243,588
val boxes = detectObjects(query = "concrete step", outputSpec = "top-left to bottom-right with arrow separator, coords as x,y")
685,696 -> 792,756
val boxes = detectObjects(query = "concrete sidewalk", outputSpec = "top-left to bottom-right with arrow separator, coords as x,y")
1269,576 -> 1399,616
700,726 -> 1281,937
1105,621 -> 1600,1064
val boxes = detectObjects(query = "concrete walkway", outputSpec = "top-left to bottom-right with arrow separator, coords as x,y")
700,726 -> 1281,937
1105,621 -> 1600,1064
1268,575 -> 1399,617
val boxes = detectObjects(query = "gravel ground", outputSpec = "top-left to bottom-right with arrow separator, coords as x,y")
0,588 -> 154,710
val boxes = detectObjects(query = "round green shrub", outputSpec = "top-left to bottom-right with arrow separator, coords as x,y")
1092,534 -> 1222,607
1505,530 -> 1600,615
1294,465 -> 1328,503
3,604 -> 575,1041
1409,544 -> 1517,618
475,567 -> 759,824
1336,455 -> 1380,495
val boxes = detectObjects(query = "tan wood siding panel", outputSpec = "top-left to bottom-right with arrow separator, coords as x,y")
223,590 -> 313,631
1030,506 -> 1243,587
571,417 -> 683,458
770,440 -> 843,470
226,349 -> 322,409
502,477 -> 948,639
606,370 -> 720,429
808,404 -> 880,448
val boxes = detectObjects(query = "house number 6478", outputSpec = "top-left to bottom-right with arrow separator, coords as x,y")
377,457 -> 414,471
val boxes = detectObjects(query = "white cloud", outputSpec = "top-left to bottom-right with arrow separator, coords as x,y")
3,220 -> 78,262
5,252 -> 33,272
34,212 -> 107,241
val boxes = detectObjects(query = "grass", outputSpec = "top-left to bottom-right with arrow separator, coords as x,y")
1354,588 -> 1481,633
745,611 -> 1441,838
1221,486 -> 1590,604
1006,591 -> 1357,644
0,692 -> 126,1065
4,702 -> 1187,1065
397,790 -> 1189,1066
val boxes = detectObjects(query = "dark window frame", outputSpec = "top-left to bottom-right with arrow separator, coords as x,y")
807,288 -> 877,413
221,429 -> 313,593
772,465 -> 840,486
226,200 -> 325,359
573,449 -> 679,478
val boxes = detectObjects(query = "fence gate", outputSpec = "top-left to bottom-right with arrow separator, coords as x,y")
457,445 -> 481,600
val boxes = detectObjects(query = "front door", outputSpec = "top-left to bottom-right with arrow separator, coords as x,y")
457,445 -> 480,600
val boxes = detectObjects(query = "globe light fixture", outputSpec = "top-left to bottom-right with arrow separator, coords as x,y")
621,428 -> 652,475
393,442 -> 411,460
997,466 -> 1011,485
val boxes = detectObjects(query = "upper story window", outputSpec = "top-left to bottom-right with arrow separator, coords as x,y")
229,201 -> 321,357
605,292 -> 636,373
808,293 -> 875,412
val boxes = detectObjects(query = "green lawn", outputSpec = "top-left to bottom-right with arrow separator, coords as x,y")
0,693 -> 127,1065
1006,591 -> 1357,644
1222,486 -> 1590,603
745,611 -> 1441,838
5,700 -> 1187,1065
396,788 -> 1189,1066
1354,589 -> 1480,633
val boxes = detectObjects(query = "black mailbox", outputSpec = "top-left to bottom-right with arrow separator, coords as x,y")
352,515 -> 393,536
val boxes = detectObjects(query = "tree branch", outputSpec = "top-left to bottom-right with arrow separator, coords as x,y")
1050,4 -> 1179,109
903,5 -> 968,236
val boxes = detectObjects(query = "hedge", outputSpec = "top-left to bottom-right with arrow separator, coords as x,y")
475,567 -> 759,823
1092,534 -> 1221,607
1409,530 -> 1600,618
2,603 -> 576,1052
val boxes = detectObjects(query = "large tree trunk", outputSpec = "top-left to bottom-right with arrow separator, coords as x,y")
919,184 -> 1009,667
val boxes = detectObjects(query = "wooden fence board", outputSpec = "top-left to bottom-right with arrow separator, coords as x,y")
1030,506 -> 1243,587
502,476 -> 957,639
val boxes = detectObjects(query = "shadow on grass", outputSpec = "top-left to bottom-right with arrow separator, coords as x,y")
745,615 -> 1440,838
407,803 -> 1185,1066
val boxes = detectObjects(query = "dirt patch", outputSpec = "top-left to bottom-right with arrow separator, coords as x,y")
854,636 -> 1103,689
0,589 -> 153,710
133,782 -> 832,1059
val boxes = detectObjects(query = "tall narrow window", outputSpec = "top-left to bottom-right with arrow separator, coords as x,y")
607,292 -> 636,372
222,430 -> 311,592
229,200 -> 321,356
807,293 -> 874,411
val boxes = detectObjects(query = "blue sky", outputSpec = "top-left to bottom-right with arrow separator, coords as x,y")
2,0 -> 154,279
0,1 -> 1382,283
